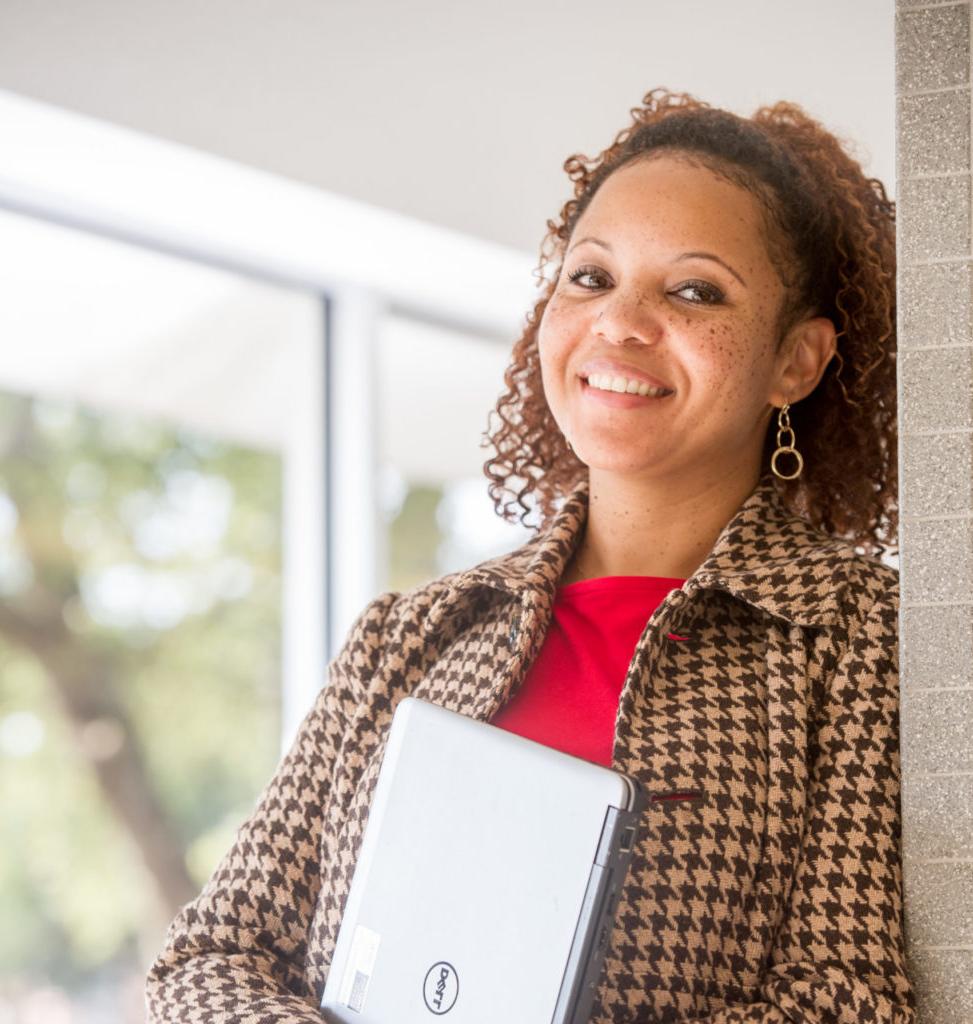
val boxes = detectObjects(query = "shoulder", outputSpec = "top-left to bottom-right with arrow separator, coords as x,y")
799,533 -> 899,682
843,545 -> 897,610
839,552 -> 898,660
835,543 -> 899,613
334,539 -> 537,664
793,516 -> 898,630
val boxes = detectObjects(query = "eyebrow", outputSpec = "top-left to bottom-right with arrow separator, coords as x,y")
567,236 -> 748,288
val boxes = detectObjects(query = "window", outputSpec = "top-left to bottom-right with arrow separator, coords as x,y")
0,208 -> 323,1023
375,314 -> 533,594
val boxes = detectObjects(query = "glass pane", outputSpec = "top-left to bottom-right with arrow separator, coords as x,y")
0,209 -> 321,1023
376,315 -> 533,594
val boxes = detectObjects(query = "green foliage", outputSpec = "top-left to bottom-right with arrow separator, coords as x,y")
387,482 -> 445,593
0,390 -> 283,990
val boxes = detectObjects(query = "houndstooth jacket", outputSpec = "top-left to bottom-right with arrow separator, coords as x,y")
145,471 -> 916,1024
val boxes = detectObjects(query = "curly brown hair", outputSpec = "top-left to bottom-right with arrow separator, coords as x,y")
482,87 -> 897,560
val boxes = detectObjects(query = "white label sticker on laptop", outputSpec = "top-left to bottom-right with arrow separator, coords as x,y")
338,923 -> 381,1013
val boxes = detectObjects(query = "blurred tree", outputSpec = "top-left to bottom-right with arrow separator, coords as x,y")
387,482 -> 444,593
0,389 -> 282,991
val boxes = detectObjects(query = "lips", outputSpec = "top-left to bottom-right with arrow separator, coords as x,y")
578,378 -> 675,412
584,372 -> 674,397
577,358 -> 674,393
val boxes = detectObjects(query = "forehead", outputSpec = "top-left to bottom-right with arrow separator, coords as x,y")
574,153 -> 770,260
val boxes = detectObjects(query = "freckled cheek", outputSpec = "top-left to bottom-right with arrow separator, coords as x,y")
536,326 -> 570,405
537,308 -> 578,370
690,326 -> 761,389
540,301 -> 577,338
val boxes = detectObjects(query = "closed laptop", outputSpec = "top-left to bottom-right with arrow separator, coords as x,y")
320,695 -> 648,1024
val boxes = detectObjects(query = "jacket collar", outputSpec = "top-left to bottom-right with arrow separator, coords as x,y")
445,472 -> 852,628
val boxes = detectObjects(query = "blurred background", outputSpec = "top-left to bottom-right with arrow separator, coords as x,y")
0,3 -> 893,1022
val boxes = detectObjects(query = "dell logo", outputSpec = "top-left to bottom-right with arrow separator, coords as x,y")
422,961 -> 459,1014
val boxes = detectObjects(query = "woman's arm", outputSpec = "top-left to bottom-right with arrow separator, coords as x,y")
683,583 -> 917,1024
144,591 -> 400,1024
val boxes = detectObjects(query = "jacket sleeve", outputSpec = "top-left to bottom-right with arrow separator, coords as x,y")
144,590 -> 399,1024
686,581 -> 917,1024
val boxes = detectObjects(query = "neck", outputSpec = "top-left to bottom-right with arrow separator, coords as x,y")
562,466 -> 763,585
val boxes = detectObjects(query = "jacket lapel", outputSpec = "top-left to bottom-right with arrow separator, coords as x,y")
439,470 -> 850,632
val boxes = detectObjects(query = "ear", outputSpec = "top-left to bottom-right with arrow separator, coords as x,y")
769,316 -> 837,407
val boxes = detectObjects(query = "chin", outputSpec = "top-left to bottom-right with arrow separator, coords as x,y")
575,449 -> 666,476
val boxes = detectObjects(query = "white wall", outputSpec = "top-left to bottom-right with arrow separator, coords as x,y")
0,0 -> 895,255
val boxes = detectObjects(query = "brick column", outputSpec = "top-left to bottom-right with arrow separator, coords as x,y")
897,2 -> 973,1021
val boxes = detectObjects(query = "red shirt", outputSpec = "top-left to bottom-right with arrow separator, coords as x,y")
490,575 -> 687,766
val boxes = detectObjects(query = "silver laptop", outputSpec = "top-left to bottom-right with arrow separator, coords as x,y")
319,695 -> 648,1024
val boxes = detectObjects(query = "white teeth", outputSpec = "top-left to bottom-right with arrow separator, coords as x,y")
586,373 -> 671,397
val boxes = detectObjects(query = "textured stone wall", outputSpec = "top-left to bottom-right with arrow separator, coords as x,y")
897,2 -> 973,1021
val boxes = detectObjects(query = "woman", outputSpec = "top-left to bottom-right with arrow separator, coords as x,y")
146,88 -> 914,1024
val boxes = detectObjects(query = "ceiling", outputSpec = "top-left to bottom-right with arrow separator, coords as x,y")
0,0 -> 897,497
0,0 -> 895,258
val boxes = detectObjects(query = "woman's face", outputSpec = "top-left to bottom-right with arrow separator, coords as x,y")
538,152 -> 799,489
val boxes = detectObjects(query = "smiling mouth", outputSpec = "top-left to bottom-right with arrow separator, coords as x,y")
582,373 -> 675,397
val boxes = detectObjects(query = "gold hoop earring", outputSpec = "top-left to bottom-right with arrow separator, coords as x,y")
770,401 -> 803,480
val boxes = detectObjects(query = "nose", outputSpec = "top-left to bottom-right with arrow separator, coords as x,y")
594,286 -> 664,347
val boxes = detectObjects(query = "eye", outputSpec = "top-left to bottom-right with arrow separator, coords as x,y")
566,265 -> 610,290
672,280 -> 724,305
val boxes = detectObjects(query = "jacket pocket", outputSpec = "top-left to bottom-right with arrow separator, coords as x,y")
647,788 -> 705,806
